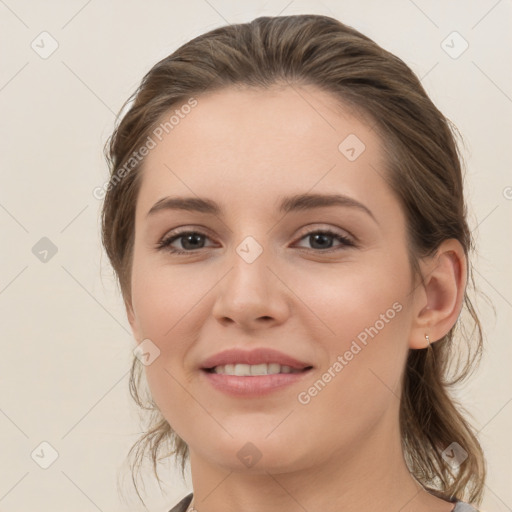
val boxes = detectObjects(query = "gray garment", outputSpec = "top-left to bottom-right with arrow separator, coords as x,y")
453,503 -> 479,512
168,493 -> 479,512
168,493 -> 192,512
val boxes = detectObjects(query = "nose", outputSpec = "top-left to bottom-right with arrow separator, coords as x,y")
211,240 -> 290,330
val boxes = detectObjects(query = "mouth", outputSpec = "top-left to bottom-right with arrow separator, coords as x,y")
201,363 -> 314,397
202,363 -> 314,376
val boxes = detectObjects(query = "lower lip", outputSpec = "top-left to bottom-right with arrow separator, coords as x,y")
201,369 -> 312,397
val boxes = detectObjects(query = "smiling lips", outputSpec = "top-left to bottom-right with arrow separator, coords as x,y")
209,362 -> 303,376
200,347 -> 313,373
200,347 -> 314,397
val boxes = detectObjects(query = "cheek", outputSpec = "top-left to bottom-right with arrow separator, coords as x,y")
296,256 -> 412,394
295,254 -> 410,339
130,251 -> 192,335
130,259 -> 208,416
292,280 -> 411,452
131,269 -> 201,367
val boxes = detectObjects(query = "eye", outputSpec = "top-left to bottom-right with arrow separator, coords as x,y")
156,229 -> 215,254
293,228 -> 355,252
156,227 -> 356,255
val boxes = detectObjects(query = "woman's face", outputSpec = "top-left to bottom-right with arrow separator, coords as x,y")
127,84 -> 421,472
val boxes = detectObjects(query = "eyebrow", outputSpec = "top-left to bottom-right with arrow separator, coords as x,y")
146,192 -> 377,224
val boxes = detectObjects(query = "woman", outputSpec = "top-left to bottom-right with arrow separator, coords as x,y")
101,14 -> 486,512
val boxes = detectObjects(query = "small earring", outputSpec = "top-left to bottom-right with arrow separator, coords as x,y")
425,334 -> 431,347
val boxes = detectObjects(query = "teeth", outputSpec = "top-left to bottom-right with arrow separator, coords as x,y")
212,363 -> 302,376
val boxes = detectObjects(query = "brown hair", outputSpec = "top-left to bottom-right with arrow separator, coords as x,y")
102,14 -> 486,508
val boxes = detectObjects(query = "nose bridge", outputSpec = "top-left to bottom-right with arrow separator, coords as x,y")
227,232 -> 273,303
212,231 -> 288,326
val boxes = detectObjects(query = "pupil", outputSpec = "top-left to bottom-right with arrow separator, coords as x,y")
183,233 -> 204,250
311,233 -> 332,249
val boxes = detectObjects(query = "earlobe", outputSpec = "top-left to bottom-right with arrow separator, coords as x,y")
409,239 -> 467,350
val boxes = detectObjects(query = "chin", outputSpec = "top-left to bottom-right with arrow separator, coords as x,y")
200,436 -> 310,474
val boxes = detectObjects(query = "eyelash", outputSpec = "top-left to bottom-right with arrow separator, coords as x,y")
155,227 -> 356,255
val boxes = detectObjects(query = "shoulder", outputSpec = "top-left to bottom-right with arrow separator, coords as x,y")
168,492 -> 193,512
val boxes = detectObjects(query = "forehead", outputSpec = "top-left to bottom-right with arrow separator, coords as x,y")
136,84 -> 393,219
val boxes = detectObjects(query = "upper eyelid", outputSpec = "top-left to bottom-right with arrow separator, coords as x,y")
294,224 -> 353,240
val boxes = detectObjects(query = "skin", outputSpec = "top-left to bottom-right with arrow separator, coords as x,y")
126,84 -> 466,512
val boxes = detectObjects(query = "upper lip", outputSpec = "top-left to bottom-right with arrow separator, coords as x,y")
200,348 -> 313,370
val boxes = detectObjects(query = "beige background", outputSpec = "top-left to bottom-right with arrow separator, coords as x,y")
0,1 -> 511,511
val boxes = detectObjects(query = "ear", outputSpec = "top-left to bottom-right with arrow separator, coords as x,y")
409,239 -> 467,349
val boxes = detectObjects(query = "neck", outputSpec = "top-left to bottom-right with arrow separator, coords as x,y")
185,404 -> 452,512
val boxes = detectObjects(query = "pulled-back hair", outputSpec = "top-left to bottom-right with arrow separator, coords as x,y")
102,14 -> 486,507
